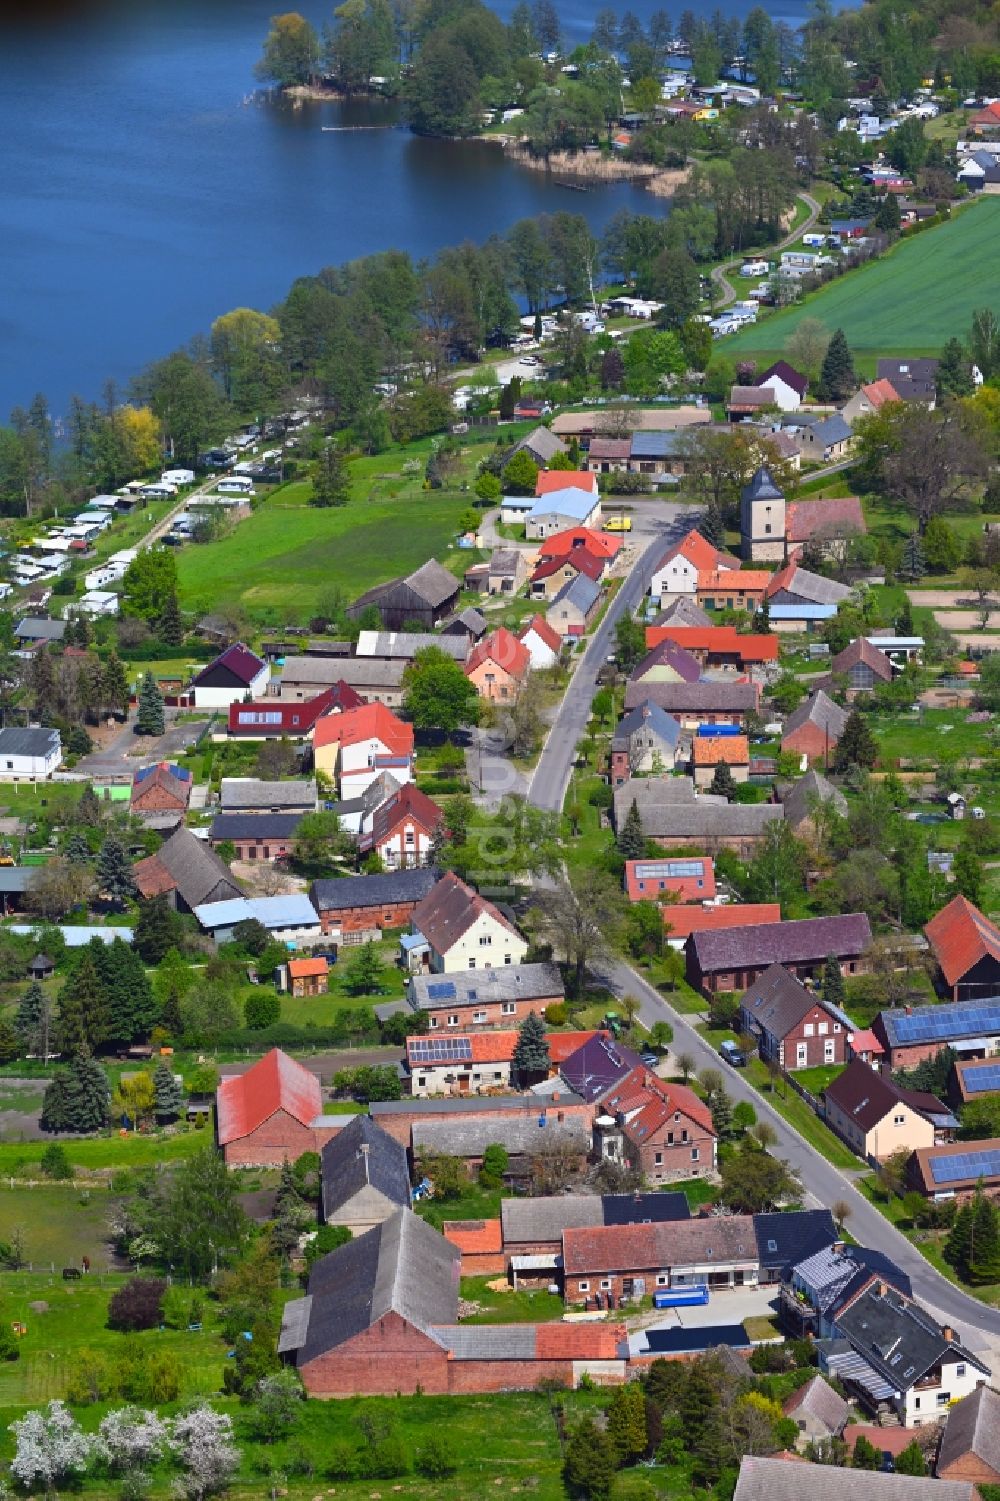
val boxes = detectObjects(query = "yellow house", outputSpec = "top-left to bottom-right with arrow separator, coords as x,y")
824,1058 -> 941,1161
410,870 -> 529,974
464,627 -> 531,703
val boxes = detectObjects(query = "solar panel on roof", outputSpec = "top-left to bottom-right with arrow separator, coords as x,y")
892,1002 -> 1000,1045
409,1037 -> 473,1064
962,1063 -> 1000,1093
426,982 -> 456,1000
929,1148 -> 1000,1184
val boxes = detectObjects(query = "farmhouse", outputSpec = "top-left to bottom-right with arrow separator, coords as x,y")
876,358 -> 938,405
501,1190 -> 690,1268
410,870 -> 528,974
738,964 -> 854,1070
320,1115 -> 411,1234
825,637 -> 895,698
208,813 -> 302,862
562,1215 -> 759,1304
546,573 -> 602,637
217,1048 -> 327,1167
403,1030 -> 519,1096
624,856 -> 716,904
525,486 -> 602,540
278,655 -> 407,707
643,625 -> 779,672
310,867 -> 440,941
756,361 -> 808,411
193,893 -> 321,947
530,548 -> 604,600
687,913 -> 872,993
824,1057 -> 955,1161
651,903 -> 782,947
841,378 -> 902,424
696,569 -> 771,612
610,702 -> 682,785
190,644 -> 268,709
597,1068 -> 718,1183
129,762 -> 192,825
781,690 -> 848,763
313,702 -> 414,796
691,734 -> 750,787
133,826 -> 241,912
907,1137 -> 1000,1202
407,962 -> 564,1030
795,414 -> 852,462
220,778 -> 317,815
629,639 -> 702,686
649,529 -> 740,603
622,678 -> 760,724
346,558 -> 460,630
358,783 -> 442,870
924,894 -> 1000,1002
464,628 -> 530,701
518,614 -> 562,669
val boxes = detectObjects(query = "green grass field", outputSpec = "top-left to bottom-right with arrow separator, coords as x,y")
0,1186 -> 115,1268
0,1128 -> 204,1177
727,197 -> 1000,363
174,432 -> 505,624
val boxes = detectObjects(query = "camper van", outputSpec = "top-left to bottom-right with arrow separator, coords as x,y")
739,259 -> 769,277
216,476 -> 255,496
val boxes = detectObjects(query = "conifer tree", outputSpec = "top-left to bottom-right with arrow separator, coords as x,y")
158,592 -> 184,646
103,651 -> 130,717
135,672 -> 165,736
852,1434 -> 881,1470
873,192 -> 901,234
970,1187 -> 1000,1283
902,529 -> 927,583
605,1381 -> 648,1464
75,785 -> 103,828
311,443 -> 351,507
153,1060 -> 184,1123
64,832 -> 92,866
709,761 -> 737,801
700,501 -> 725,548
40,1051 -> 110,1133
16,981 -> 54,1058
953,841 -> 983,907
96,832 -> 136,908
834,709 -> 877,772
95,936 -> 160,1045
618,798 -> 645,859
821,954 -> 845,1010
562,1418 -> 616,1500
56,949 -> 110,1054
758,595 -> 771,634
133,893 -> 182,964
896,1443 -> 927,1477
937,337 -> 975,400
513,1011 -> 550,1082
818,328 -> 856,402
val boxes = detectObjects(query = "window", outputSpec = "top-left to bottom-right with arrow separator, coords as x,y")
501,1002 -> 516,1015
956,1364 -> 966,1378
468,958 -> 476,969
494,1071 -> 502,1081
764,523 -> 772,534
818,1022 -> 828,1035
600,1279 -> 611,1291
691,1148 -> 699,1161
472,1010 -> 487,1024
504,954 -> 513,965
417,1076 -> 426,1086
578,1281 -> 590,1292
894,1113 -> 905,1126
654,1152 -> 663,1165
834,1023 -> 841,1033
479,934 -> 492,947
447,1014 -> 459,1027
405,830 -> 415,846
936,1393 -> 949,1407
428,1017 -> 438,1030
804,1024 -> 815,1037
656,1274 -> 668,1287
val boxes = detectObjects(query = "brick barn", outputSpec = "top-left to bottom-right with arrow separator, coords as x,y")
310,867 -> 440,941
217,1048 -> 327,1166
924,894 -> 1000,1003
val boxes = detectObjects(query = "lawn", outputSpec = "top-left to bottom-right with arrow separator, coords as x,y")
743,1058 -> 859,1170
726,197 -> 1000,363
0,1185 -> 115,1269
175,450 -> 485,624
793,1064 -> 845,1097
0,1128 -> 205,1176
460,1275 -> 565,1323
873,707 -> 998,766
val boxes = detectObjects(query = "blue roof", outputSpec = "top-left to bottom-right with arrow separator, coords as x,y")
767,604 -> 838,620
193,894 -> 319,930
528,487 -> 597,522
133,762 -> 191,784
958,1059 -> 1000,1093
880,998 -> 1000,1049
400,932 -> 429,952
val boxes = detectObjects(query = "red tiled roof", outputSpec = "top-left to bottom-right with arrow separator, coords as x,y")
924,893 -> 1000,989
603,1065 -> 714,1137
313,702 -> 414,756
538,528 -> 622,560
842,1426 -> 923,1458
466,628 -> 530,681
692,735 -> 750,766
659,903 -> 781,940
696,570 -> 771,593
546,1030 -> 603,1064
520,615 -> 563,653
367,783 -> 442,849
534,469 -> 597,496
442,1218 -> 503,1254
132,853 -> 176,899
287,957 -> 329,979
860,378 -> 901,409
406,1031 -> 519,1066
786,497 -> 866,544
971,101 -> 1000,124
849,1027 -> 884,1056
563,1216 -> 753,1276
624,857 -> 716,904
216,1048 -> 322,1145
657,528 -> 739,575
645,625 -> 779,662
534,1322 -> 625,1360
531,550 -> 604,584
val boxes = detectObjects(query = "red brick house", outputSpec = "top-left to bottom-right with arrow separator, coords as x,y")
217,1048 -> 325,1166
129,762 -> 192,820
625,856 -> 716,904
780,690 -> 847,764
644,625 -> 779,672
358,783 -> 443,870
687,913 -> 872,994
209,813 -> 302,861
407,960 -> 563,1029
442,1218 -> 505,1275
656,903 -> 782,947
738,963 -> 853,1070
310,866 -> 440,940
283,956 -> 329,998
924,894 -> 1000,1003
368,1090 -> 591,1150
562,1215 -> 758,1304
226,680 -> 363,739
600,1067 -> 717,1183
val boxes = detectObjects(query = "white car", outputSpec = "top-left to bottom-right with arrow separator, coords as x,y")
519,355 -> 540,366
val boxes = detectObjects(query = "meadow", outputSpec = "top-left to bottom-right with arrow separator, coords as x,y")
726,197 -> 1000,365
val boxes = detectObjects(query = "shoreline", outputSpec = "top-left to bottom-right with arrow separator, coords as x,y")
501,141 -> 689,196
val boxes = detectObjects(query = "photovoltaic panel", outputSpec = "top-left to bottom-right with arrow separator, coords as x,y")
961,1063 -> 1000,1094
426,981 -> 456,1001
409,1037 -> 473,1064
929,1149 -> 1000,1184
634,860 -> 705,880
890,1002 -> 1000,1045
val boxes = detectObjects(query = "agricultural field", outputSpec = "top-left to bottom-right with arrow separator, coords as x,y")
726,197 -> 1000,365
174,431 -> 507,624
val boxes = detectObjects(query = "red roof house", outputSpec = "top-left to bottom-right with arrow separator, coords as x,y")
644,625 -> 779,668
924,894 -> 1000,1002
360,782 -> 443,870
655,903 -> 782,944
599,1066 -> 717,1185
530,548 -> 605,595
190,643 -> 269,709
534,469 -> 598,496
786,497 -> 866,549
465,628 -> 531,701
217,1048 -> 323,1166
519,614 -> 563,669
227,680 -> 363,738
625,856 -> 716,904
537,527 -> 623,561
313,702 -> 415,793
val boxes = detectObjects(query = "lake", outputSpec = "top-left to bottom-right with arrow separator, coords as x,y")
0,0 -> 853,419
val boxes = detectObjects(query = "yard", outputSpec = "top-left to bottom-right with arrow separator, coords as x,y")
0,1128 -> 205,1177
0,1185 -> 116,1269
174,432 -> 501,624
725,197 -> 1000,365
873,707 -> 999,766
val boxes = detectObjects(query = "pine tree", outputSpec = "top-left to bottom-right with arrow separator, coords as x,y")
852,1434 -> 881,1470
311,443 -> 351,507
57,949 -> 110,1054
103,651 -> 130,717
41,1051 -> 110,1133
16,981 -> 53,1058
513,1011 -> 550,1082
161,984 -> 184,1040
153,1060 -> 183,1122
562,1418 -> 616,1500
274,1160 -> 301,1220
135,673 -> 165,736
133,893 -> 181,964
158,592 -> 184,646
945,1195 -> 976,1281
822,954 -> 845,1011
96,937 -> 160,1046
700,502 -> 725,549
818,328 -> 856,402
894,534 -> 924,579
709,761 -> 737,801
96,832 -> 136,907
834,709 -> 877,772
758,595 -> 772,634
618,798 -> 645,859
970,1187 -> 1000,1283
75,784 -> 103,828
710,1087 -> 733,1137
937,337 -> 975,401
64,832 -> 92,866
605,1381 -> 647,1464
873,192 -> 901,234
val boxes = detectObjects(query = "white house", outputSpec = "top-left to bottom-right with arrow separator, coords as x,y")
190,644 -> 269,710
410,870 -> 529,974
0,727 -> 62,781
312,703 -> 414,799
75,590 -> 119,618
755,361 -> 808,412
525,486 -> 601,540
518,614 -> 562,669
649,528 -> 739,603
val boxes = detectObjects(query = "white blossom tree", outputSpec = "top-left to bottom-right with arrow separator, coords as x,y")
170,1405 -> 240,1499
99,1406 -> 170,1472
9,1401 -> 97,1495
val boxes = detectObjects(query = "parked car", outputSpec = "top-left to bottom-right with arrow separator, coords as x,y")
719,1040 -> 746,1067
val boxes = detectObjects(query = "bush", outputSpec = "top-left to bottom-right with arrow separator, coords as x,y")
417,1432 -> 458,1478
303,1224 -> 352,1268
107,1277 -> 167,1332
245,991 -> 281,1029
0,1322 -> 20,1362
40,1142 -> 72,1180
545,1002 -> 568,1025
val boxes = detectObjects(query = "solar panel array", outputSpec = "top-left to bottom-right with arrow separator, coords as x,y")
889,1002 -> 1000,1045
425,981 -> 457,1001
961,1062 -> 1000,1094
928,1148 -> 1000,1184
409,1037 -> 473,1064
634,859 -> 705,880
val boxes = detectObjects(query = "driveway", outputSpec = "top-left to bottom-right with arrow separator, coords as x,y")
75,710 -> 209,777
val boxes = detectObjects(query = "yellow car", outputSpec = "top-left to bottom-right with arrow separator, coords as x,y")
603,515 -> 632,533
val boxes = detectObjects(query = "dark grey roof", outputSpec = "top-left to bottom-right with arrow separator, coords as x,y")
742,466 -> 784,502
938,1385 -> 1000,1479
0,727 -> 61,757
371,1090 -> 584,1117
219,778 -> 317,812
653,596 -> 713,628
551,572 -> 601,613
835,1281 -> 986,1389
876,358 -> 938,403
622,794 -> 784,842
559,1034 -> 644,1104
290,1207 -> 458,1365
733,1457 -> 975,1501
623,680 -> 759,714
280,657 -> 406,689
824,1057 -> 948,1134
692,914 -> 871,973
430,1325 -> 538,1360
601,1190 -> 691,1225
779,769 -> 847,828
511,425 -> 567,464
209,814 -> 303,841
793,1241 -> 911,1315
413,1115 -> 589,1158
134,826 -> 241,909
775,568 -> 852,606
405,559 -> 464,609
14,618 -> 65,643
753,1208 -> 836,1273
783,690 -> 848,743
320,1116 -> 411,1221
630,430 -> 686,458
409,961 -> 563,1012
489,548 -> 523,577
804,414 -> 851,447
311,866 -> 440,913
740,963 -> 823,1041
612,701 -> 682,753
501,1195 -> 605,1244
784,1373 -> 850,1434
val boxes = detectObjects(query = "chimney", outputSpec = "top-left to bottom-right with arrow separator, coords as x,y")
877,1281 -> 888,1298
943,1325 -> 954,1342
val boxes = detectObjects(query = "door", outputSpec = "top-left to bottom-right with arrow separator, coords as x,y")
824,1039 -> 836,1063
796,1042 -> 808,1067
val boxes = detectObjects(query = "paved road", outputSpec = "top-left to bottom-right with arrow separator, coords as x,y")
711,190 -> 822,309
529,503 -> 695,814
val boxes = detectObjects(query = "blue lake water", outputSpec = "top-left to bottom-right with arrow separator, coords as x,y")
0,0 -> 855,418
